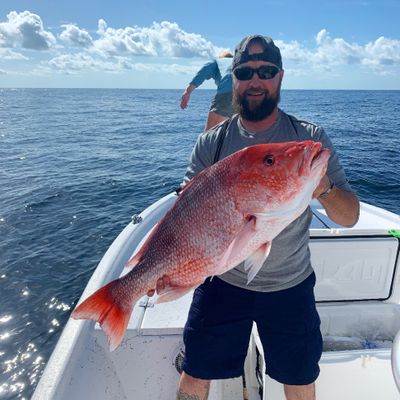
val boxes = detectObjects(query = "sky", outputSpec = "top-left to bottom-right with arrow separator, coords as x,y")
0,0 -> 399,89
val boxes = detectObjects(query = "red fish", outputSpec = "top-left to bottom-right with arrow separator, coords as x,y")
72,141 -> 330,350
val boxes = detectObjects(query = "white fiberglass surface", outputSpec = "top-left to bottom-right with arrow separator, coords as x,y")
311,236 -> 398,301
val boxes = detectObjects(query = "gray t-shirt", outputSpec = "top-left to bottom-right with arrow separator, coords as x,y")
183,110 -> 353,292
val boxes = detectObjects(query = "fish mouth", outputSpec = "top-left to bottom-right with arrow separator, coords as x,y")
310,148 -> 331,174
301,142 -> 330,176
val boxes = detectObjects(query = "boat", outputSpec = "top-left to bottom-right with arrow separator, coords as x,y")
32,192 -> 400,399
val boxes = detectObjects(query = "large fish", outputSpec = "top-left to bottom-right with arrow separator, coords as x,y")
72,140 -> 330,351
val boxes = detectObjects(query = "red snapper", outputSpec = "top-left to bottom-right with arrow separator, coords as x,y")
72,140 -> 330,351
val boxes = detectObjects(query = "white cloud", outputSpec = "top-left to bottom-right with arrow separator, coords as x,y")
93,19 -> 223,58
363,36 -> 400,65
0,11 -> 56,50
276,40 -> 313,63
47,52 -> 200,76
49,53 -> 102,73
1,10 -> 398,88
0,48 -> 28,60
313,29 -> 364,65
278,29 -> 400,72
48,53 -> 137,74
59,24 -> 93,48
131,62 -> 200,75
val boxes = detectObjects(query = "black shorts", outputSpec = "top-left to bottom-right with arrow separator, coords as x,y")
209,92 -> 233,117
182,273 -> 322,385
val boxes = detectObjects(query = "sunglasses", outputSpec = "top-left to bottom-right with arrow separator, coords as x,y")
233,65 -> 280,81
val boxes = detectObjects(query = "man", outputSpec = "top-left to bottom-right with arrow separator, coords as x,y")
180,50 -> 233,131
155,35 -> 359,400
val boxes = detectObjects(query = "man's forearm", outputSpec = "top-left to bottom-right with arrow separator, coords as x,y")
318,186 -> 360,227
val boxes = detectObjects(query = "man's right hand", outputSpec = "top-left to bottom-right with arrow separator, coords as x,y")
147,275 -> 171,297
180,84 -> 196,109
180,92 -> 191,109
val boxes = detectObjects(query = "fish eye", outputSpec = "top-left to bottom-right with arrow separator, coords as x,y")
263,155 -> 275,166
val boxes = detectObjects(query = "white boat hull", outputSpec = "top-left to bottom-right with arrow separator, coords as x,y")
32,193 -> 400,399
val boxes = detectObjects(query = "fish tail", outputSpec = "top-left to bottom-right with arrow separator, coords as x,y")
71,280 -> 137,351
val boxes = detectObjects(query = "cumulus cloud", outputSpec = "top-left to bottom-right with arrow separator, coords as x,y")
1,9 -> 399,83
48,53 -> 136,74
279,29 -> 400,69
313,29 -> 365,64
276,40 -> 313,63
47,52 -> 199,76
59,24 -> 93,48
49,53 -> 100,73
0,10 -> 56,50
0,12 -> 225,60
364,36 -> 400,66
42,26 -> 400,78
93,19 -> 222,58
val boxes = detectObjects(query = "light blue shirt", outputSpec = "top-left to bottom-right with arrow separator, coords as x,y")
190,59 -> 232,95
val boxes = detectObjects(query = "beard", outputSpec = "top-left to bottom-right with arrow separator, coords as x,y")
233,83 -> 281,122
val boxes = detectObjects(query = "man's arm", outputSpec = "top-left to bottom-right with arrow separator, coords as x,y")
314,175 -> 360,227
180,61 -> 218,110
180,84 -> 196,109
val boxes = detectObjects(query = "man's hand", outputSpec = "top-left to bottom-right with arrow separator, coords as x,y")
313,175 -> 331,199
313,175 -> 360,227
180,92 -> 191,109
180,84 -> 196,109
147,275 -> 171,297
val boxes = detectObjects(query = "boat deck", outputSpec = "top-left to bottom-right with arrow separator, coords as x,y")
32,195 -> 400,400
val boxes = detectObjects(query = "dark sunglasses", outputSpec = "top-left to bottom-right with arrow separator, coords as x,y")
233,65 -> 280,81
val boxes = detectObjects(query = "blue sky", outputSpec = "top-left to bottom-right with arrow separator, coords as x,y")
0,0 -> 399,89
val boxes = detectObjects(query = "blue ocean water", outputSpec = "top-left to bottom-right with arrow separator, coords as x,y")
0,88 -> 399,399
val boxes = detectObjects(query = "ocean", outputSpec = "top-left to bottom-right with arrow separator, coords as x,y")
0,88 -> 399,399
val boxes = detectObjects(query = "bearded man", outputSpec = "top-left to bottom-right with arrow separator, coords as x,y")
153,35 -> 359,400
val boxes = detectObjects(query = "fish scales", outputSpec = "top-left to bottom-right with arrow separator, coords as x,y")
72,141 -> 330,350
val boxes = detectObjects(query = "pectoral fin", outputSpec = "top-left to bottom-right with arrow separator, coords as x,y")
214,217 -> 257,275
244,242 -> 272,284
155,286 -> 195,303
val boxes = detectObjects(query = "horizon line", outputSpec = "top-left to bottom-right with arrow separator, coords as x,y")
1,87 -> 399,91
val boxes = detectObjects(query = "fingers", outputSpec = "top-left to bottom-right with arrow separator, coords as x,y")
147,275 -> 170,297
163,275 -> 171,286
313,174 -> 330,198
180,93 -> 190,109
180,99 -> 187,109
156,275 -> 170,291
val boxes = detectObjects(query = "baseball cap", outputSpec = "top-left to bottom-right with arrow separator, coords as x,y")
232,35 -> 282,70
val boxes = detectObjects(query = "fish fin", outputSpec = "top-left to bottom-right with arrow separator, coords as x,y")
252,212 -> 272,219
215,217 -> 257,275
126,252 -> 141,269
126,221 -> 163,270
71,280 -> 136,352
245,242 -> 272,284
155,286 -> 194,303
177,179 -> 196,195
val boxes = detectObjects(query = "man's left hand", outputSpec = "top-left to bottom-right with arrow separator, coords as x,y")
313,175 -> 331,199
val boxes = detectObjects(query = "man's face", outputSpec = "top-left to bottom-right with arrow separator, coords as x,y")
233,42 -> 284,122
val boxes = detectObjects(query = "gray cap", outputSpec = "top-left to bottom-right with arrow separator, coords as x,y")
232,35 -> 282,70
